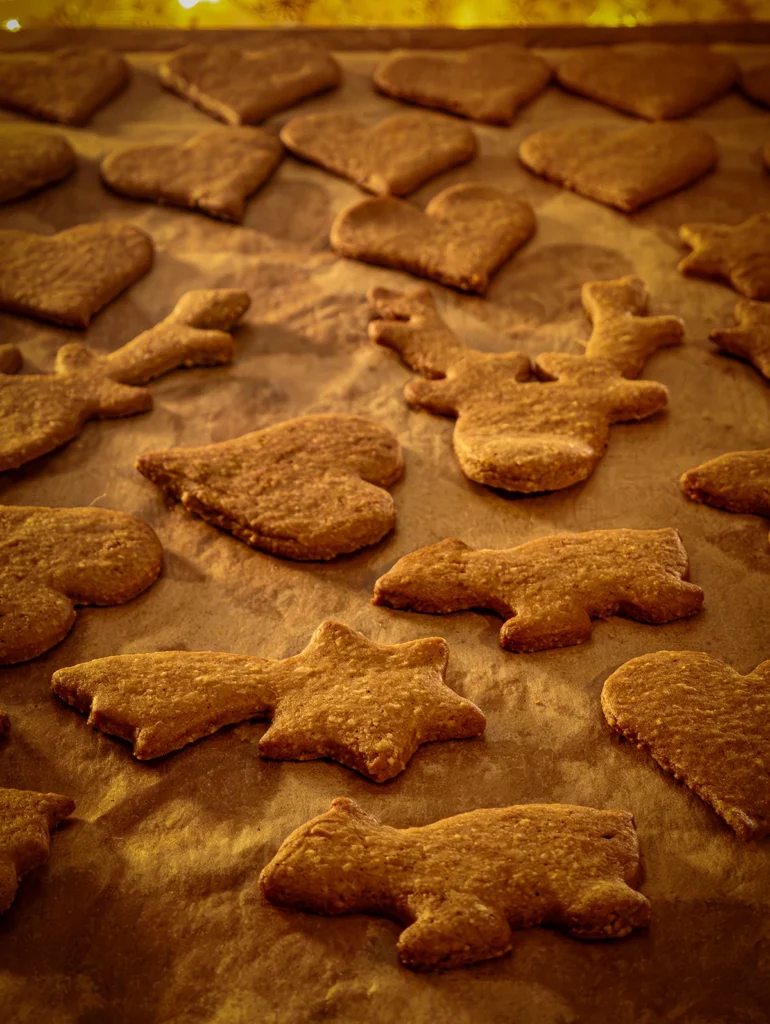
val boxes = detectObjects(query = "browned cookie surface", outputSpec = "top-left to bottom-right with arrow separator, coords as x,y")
332,183 -> 535,293
740,63 -> 770,107
519,121 -> 717,212
0,289 -> 249,473
0,127 -> 76,204
373,529 -> 702,653
602,651 -> 770,840
101,127 -> 283,222
52,620 -> 485,780
159,42 -> 340,125
136,413 -> 403,560
0,48 -> 128,126
280,111 -> 476,196
710,299 -> 770,380
555,44 -> 737,119
0,505 -> 163,666
0,787 -> 74,915
681,449 -> 770,540
678,213 -> 770,300
260,797 -> 649,970
374,43 -> 551,125
0,223 -> 153,328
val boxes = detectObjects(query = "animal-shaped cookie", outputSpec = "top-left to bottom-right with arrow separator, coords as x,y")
679,213 -> 770,300
555,44 -> 738,119
602,651 -> 770,841
373,43 -> 551,125
0,505 -> 163,665
101,127 -> 283,222
0,222 -> 153,328
518,122 -> 717,212
136,414 -> 404,560
373,529 -> 703,653
0,48 -> 128,125
331,183 -> 535,294
0,787 -> 75,914
52,620 -> 485,781
710,300 -> 770,380
680,450 -> 770,541
159,42 -> 341,125
260,797 -> 650,970
368,286 -> 669,492
280,111 -> 476,196
0,289 -> 250,472
739,63 -> 770,107
0,126 -> 76,203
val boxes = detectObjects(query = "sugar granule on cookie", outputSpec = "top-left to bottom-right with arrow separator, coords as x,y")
373,43 -> 551,125
554,44 -> 737,120
280,111 -> 476,196
681,450 -> 770,541
0,222 -> 153,328
518,121 -> 717,212
602,651 -> 770,841
710,299 -> 770,380
0,48 -> 128,126
0,505 -> 163,666
0,289 -> 250,473
0,127 -> 77,204
260,797 -> 650,970
369,286 -> 668,493
678,213 -> 770,300
159,42 -> 340,125
136,414 -> 403,560
101,127 -> 283,223
332,182 -> 535,294
373,529 -> 703,653
53,620 -> 485,780
0,788 -> 75,914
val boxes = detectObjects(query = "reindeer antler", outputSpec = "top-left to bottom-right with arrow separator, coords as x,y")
368,286 -> 469,378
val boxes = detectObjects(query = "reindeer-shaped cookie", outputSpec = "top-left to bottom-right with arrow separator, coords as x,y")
0,289 -> 249,473
368,278 -> 681,493
0,787 -> 74,914
260,796 -> 650,971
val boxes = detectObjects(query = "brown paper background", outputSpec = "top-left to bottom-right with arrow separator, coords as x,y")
1,44 -> 769,1024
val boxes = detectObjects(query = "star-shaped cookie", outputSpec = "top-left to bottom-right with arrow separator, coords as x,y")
0,126 -> 76,204
602,651 -> 770,840
52,620 -> 485,781
678,213 -> 770,300
0,787 -> 75,915
710,299 -> 770,380
680,449 -> 770,541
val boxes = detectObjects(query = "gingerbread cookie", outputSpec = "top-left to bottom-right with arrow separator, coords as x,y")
0,787 -> 75,914
0,344 -> 21,375
0,222 -> 153,328
0,126 -> 76,204
0,289 -> 249,473
739,63 -> 770,108
681,450 -> 770,540
582,276 -> 685,378
519,122 -> 717,212
679,213 -> 770,300
0,711 -> 9,737
555,44 -> 737,120
0,505 -> 163,665
602,651 -> 770,841
53,620 -> 485,780
159,42 -> 340,125
332,183 -> 535,294
764,138 -> 770,174
280,111 -> 476,196
374,529 -> 702,653
710,300 -> 770,380
260,796 -> 649,970
373,43 -> 551,125
369,287 -> 668,492
136,414 -> 403,560
0,47 -> 128,126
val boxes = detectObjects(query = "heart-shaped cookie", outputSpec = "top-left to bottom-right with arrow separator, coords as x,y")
0,223 -> 153,328
0,127 -> 76,204
519,122 -> 717,212
101,127 -> 283,222
555,44 -> 738,119
331,183 -> 535,294
602,651 -> 770,841
0,47 -> 129,126
280,111 -> 476,196
374,43 -> 551,125
159,42 -> 341,125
